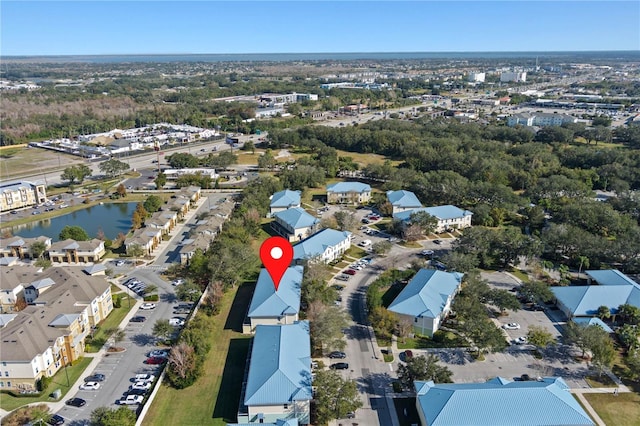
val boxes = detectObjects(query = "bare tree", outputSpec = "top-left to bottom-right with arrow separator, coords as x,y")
168,343 -> 196,380
397,317 -> 414,344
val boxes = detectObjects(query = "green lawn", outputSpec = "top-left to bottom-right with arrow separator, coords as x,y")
397,332 -> 468,349
0,357 -> 92,412
142,281 -> 254,426
583,392 -> 640,426
85,300 -> 134,352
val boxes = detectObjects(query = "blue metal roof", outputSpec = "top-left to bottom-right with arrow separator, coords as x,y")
244,322 -> 312,406
572,317 -> 614,333
414,377 -> 594,426
394,205 -> 473,221
228,419 -> 298,426
585,269 -> 638,286
326,182 -> 371,193
388,269 -> 462,318
270,190 -> 301,208
552,285 -> 640,317
273,208 -> 319,229
386,190 -> 423,208
248,266 -> 303,318
293,229 -> 351,261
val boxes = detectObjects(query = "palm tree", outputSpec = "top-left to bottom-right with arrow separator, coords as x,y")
577,256 -> 590,278
111,328 -> 126,350
127,244 -> 145,268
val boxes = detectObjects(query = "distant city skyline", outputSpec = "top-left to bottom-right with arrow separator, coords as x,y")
1,1 -> 639,56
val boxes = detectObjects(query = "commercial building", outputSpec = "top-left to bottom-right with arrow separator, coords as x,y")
388,269 -> 463,337
507,112 -> 578,127
0,180 -> 47,212
500,71 -> 527,82
468,72 -> 486,82
238,321 -> 312,424
393,205 -> 473,233
293,229 -> 351,264
0,267 -> 113,392
271,208 -> 320,242
414,377 -> 594,426
245,266 -> 303,333
326,182 -> 371,205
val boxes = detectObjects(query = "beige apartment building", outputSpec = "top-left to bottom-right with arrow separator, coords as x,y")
0,181 -> 47,212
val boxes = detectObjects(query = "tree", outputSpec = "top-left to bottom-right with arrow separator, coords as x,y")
90,406 -> 136,426
577,255 -> 590,277
143,195 -> 163,213
596,305 -> 611,321
59,225 -> 90,241
371,240 -> 392,256
617,304 -> 640,325
152,319 -> 173,343
591,334 -> 616,376
527,325 -> 556,353
115,184 -> 127,198
127,243 -> 145,266
99,158 -> 130,178
30,241 -> 47,259
410,211 -> 438,235
111,328 -> 125,349
242,140 -> 255,153
518,280 -> 554,303
61,164 -> 92,185
369,306 -> 397,340
212,151 -> 238,170
313,370 -> 363,425
155,172 -> 167,189
403,223 -> 424,241
333,210 -> 358,232
397,354 -> 453,390
307,303 -> 349,353
396,317 -> 414,344
626,346 -> 640,381
487,288 -> 520,313
166,342 -> 199,388
257,149 -> 277,170
617,324 -> 640,349
176,280 -> 202,302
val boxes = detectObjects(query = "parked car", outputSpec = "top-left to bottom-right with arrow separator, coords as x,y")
140,303 -> 156,310
84,373 -> 106,382
331,285 -> 345,292
47,414 -> 65,425
328,351 -> 346,359
433,239 -> 442,245
404,350 -> 414,360
420,250 -> 434,256
343,269 -> 357,275
330,362 -> 349,370
345,412 -> 356,419
169,317 -> 185,326
79,381 -> 101,390
503,323 -> 521,330
130,316 -> 147,323
145,356 -> 166,365
118,395 -> 144,405
135,373 -> 156,382
148,349 -> 169,358
336,274 -> 351,281
131,381 -> 152,391
115,260 -> 126,267
513,336 -> 528,345
65,397 -> 86,407
127,388 -> 147,396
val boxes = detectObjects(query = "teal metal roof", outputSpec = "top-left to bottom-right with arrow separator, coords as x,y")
293,229 -> 351,261
388,269 -> 462,318
572,317 -> 614,333
585,269 -> 638,286
415,377 -> 594,426
386,190 -> 423,209
248,266 -> 303,318
326,182 -> 371,193
244,322 -> 312,406
552,284 -> 640,317
270,190 -> 301,208
394,205 -> 473,221
273,208 -> 319,229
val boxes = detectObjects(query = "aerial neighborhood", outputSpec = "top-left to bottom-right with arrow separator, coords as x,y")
1,48 -> 640,426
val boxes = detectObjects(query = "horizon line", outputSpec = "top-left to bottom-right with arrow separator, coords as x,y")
3,49 -> 640,58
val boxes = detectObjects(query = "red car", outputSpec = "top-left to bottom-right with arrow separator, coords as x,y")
145,356 -> 166,365
343,269 -> 357,275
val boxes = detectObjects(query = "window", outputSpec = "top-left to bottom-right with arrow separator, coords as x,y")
4,371 -> 8,377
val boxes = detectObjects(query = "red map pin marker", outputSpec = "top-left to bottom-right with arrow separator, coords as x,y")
260,236 -> 293,291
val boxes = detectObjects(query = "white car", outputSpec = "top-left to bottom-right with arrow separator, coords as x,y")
513,336 -> 528,345
135,373 -> 156,382
172,278 -> 184,286
115,260 -> 126,267
421,249 -> 434,256
131,381 -> 152,391
79,381 -> 101,390
503,323 -> 521,330
148,349 -> 169,358
140,303 -> 156,310
119,395 -> 143,405
169,317 -> 185,326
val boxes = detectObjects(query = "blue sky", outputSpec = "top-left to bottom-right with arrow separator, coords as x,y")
2,1 -> 639,55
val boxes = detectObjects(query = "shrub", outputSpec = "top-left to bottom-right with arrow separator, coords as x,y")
144,294 -> 159,302
392,381 -> 403,393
